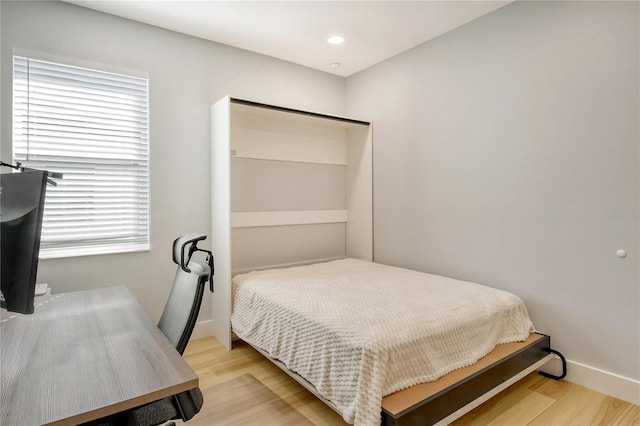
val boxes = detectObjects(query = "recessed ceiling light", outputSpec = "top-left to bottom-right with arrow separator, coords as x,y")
327,35 -> 344,45
329,62 -> 341,69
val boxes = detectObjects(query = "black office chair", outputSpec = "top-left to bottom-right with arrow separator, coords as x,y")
128,233 -> 214,426
159,233 -> 214,355
85,233 -> 214,426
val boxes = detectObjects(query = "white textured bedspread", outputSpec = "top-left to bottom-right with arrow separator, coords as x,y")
231,258 -> 534,426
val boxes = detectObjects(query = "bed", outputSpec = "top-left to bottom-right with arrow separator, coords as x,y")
230,258 -> 558,426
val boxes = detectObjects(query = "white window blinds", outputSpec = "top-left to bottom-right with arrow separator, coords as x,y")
13,56 -> 150,258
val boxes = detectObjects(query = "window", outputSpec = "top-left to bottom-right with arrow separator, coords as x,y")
13,56 -> 149,258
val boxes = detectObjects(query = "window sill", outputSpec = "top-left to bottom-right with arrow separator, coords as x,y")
39,243 -> 150,260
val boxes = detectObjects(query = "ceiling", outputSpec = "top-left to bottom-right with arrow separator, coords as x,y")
64,1 -> 512,77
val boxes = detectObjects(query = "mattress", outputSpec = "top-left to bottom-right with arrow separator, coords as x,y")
231,258 -> 534,426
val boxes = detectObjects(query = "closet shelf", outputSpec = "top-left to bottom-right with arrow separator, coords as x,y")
231,210 -> 347,228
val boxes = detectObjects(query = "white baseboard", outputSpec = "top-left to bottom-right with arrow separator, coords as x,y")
541,356 -> 640,405
191,319 -> 213,341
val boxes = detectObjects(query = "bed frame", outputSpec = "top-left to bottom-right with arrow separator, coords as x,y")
381,333 -> 565,425
246,332 -> 565,425
211,96 -> 566,425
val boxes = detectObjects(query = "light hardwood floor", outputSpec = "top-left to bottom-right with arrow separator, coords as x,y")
183,337 -> 640,425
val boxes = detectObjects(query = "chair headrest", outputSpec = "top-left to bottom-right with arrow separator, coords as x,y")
173,233 -> 207,270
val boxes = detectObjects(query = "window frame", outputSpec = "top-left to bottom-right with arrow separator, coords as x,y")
11,53 -> 151,259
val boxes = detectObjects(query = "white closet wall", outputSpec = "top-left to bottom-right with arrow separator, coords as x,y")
211,96 -> 372,349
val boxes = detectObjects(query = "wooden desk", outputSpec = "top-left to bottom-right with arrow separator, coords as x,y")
1,286 -> 199,426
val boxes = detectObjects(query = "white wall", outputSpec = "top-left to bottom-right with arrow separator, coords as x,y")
347,0 -> 639,400
0,0 -> 346,324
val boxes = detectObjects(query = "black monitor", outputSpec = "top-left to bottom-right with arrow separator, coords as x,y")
0,170 -> 48,314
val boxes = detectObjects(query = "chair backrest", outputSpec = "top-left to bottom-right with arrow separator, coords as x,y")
158,235 -> 211,355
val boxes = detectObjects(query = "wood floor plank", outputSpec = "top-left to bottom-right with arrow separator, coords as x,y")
487,392 -> 555,426
597,396 -> 640,426
188,374 -> 313,426
183,337 -> 640,426
529,385 -> 640,426
528,373 -> 574,400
